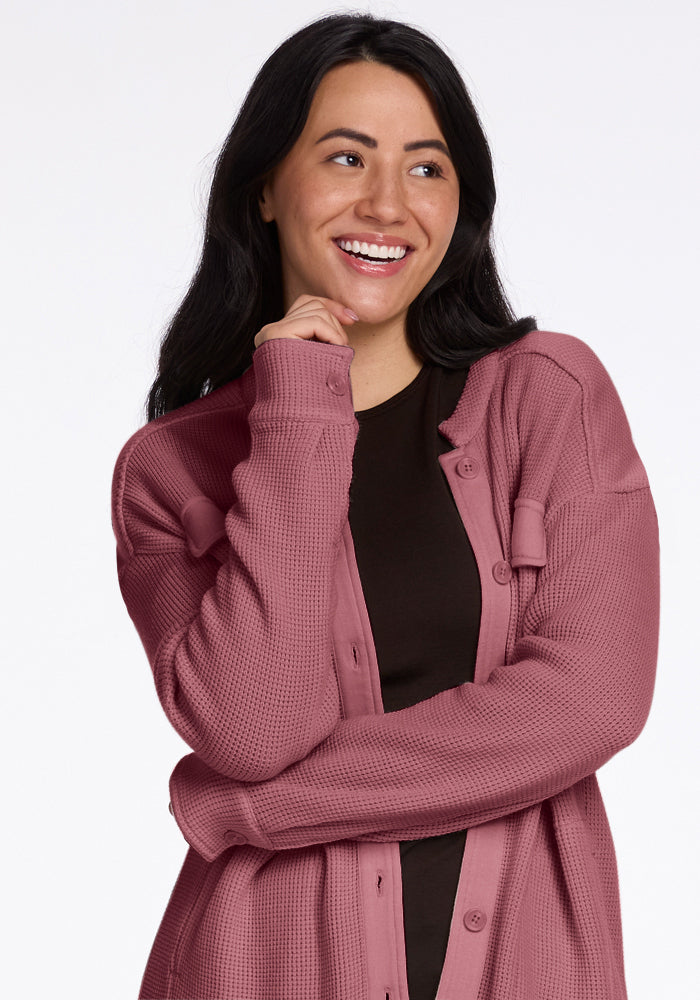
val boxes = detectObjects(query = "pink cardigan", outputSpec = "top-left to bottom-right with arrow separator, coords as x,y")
111,330 -> 660,1000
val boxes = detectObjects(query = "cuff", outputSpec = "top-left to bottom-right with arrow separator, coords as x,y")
169,753 -> 275,862
251,337 -> 357,424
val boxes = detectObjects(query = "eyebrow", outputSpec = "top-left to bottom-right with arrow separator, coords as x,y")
315,128 -> 451,159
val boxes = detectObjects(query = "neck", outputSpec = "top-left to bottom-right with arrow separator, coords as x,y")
346,316 -> 424,411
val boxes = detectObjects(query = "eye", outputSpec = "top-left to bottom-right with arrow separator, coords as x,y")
328,151 -> 363,168
409,162 -> 445,179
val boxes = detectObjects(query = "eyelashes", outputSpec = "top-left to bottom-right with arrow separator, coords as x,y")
409,162 -> 444,179
328,151 -> 363,168
326,150 -> 446,178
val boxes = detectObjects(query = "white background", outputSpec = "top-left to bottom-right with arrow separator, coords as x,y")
2,0 -> 697,996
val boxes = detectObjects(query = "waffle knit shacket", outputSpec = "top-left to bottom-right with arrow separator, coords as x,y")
111,329 -> 660,1000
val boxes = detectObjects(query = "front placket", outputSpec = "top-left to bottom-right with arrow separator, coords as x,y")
331,438 -> 513,1000
332,521 -> 412,1000
433,445 -> 512,1000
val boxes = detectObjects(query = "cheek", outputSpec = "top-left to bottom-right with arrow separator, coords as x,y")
418,192 -> 460,249
440,196 -> 461,245
305,174 -> 351,215
284,182 -> 341,237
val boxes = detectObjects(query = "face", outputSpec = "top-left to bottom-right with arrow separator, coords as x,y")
259,61 -> 460,328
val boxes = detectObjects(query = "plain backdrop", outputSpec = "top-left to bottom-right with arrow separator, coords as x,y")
2,1 -> 697,997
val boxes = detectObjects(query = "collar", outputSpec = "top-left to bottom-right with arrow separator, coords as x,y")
206,342 -> 502,450
438,348 -> 501,448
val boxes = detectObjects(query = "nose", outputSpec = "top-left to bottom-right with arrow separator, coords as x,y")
354,166 -> 409,226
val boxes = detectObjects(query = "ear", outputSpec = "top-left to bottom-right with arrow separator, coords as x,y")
259,181 -> 275,223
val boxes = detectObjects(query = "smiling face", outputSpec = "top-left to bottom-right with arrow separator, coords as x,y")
259,60 -> 461,328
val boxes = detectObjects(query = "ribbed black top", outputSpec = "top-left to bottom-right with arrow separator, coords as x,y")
348,362 -> 481,1000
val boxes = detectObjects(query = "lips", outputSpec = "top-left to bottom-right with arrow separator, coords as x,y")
332,238 -> 412,278
333,236 -> 414,265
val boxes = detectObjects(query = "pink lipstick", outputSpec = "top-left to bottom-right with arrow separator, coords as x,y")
333,236 -> 414,278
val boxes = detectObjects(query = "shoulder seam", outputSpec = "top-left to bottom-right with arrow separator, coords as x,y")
112,396 -> 248,558
118,395 -> 249,470
499,343 -> 597,490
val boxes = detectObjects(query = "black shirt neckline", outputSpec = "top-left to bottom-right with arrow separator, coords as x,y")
354,364 -> 430,420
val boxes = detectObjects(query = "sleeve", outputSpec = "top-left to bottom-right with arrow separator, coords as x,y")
112,337 -> 358,782
166,353 -> 661,862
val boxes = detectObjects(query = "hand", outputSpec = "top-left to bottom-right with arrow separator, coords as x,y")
253,294 -> 358,350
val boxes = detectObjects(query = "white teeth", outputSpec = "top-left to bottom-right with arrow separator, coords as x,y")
338,239 -> 408,260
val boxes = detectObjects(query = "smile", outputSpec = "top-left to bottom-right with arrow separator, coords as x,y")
332,238 -> 413,279
335,239 -> 409,263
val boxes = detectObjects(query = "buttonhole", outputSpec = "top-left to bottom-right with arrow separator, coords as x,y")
376,870 -> 384,895
351,644 -> 360,670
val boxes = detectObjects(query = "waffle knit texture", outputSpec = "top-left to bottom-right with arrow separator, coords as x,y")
111,330 -> 660,1000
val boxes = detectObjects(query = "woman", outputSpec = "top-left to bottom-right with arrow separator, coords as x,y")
111,13 -> 660,1000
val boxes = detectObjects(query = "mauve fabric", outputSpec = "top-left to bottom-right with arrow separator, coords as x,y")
111,329 -> 660,1000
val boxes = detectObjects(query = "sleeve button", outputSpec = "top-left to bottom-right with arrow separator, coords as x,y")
326,372 -> 346,395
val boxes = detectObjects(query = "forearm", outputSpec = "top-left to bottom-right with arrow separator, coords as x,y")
168,487 -> 660,861
114,338 -> 358,780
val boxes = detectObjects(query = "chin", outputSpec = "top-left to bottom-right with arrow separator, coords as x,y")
349,299 -> 406,326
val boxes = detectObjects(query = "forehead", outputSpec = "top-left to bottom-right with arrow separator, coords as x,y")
302,61 -> 446,140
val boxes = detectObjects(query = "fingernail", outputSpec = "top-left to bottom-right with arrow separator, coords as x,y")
344,308 -> 360,321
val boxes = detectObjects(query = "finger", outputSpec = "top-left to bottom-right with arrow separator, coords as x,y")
255,314 -> 349,348
289,304 -> 347,340
287,295 -> 359,325
278,302 -> 348,343
284,313 -> 349,345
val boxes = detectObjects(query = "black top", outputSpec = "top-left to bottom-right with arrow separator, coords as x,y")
348,362 -> 481,1000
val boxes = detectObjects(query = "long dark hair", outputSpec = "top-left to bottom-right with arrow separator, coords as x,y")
145,12 -> 537,421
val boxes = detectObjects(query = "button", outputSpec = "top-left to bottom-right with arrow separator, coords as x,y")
168,801 -> 174,815
463,908 -> 487,932
456,457 -> 480,479
224,830 -> 246,846
326,372 -> 346,395
492,560 -> 512,584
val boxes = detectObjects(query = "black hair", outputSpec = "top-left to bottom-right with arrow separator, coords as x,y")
145,12 -> 537,421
